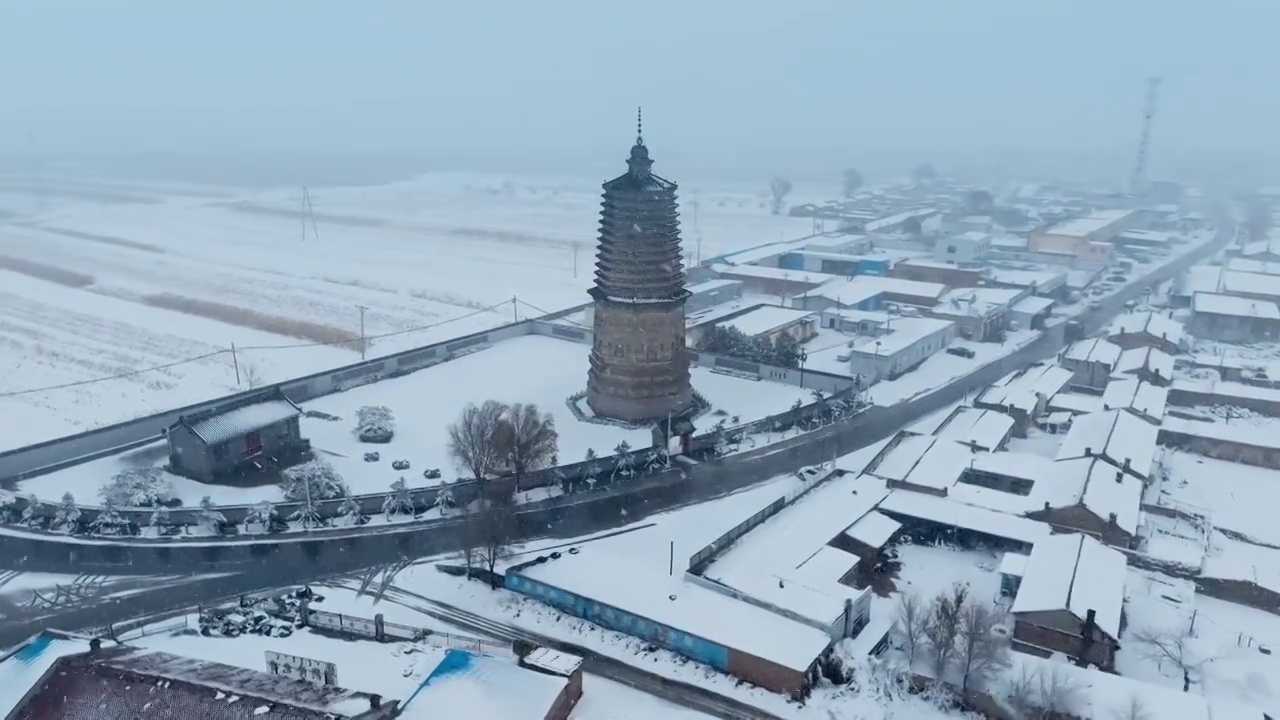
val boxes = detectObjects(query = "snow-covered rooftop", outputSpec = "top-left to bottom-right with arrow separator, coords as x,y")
878,490 -> 1052,545
720,240 -> 808,266
687,278 -> 742,295
719,305 -> 815,338
863,435 -> 972,490
982,364 -> 1075,406
931,287 -> 1023,319
1113,346 -> 1174,382
987,268 -> 1067,289
842,510 -> 902,549
1171,376 -> 1280,404
1047,392 -> 1105,415
401,648 -> 568,720
998,552 -> 1028,577
1010,295 -> 1055,316
917,406 -> 1014,451
1011,533 -> 1126,639
1192,291 -> 1280,319
519,648 -> 583,677
808,275 -> 946,304
701,473 -> 888,629
1054,409 -> 1159,480
1107,311 -> 1184,347
849,316 -> 954,357
710,263 -> 839,287
1100,378 -> 1167,423
1221,269 -> 1280,300
1225,257 -> 1280,277
1040,209 -> 1135,239
185,398 -> 301,446
1061,337 -> 1122,367
514,525 -> 835,672
1056,457 -> 1143,535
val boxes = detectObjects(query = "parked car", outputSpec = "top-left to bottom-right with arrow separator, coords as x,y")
946,346 -> 976,359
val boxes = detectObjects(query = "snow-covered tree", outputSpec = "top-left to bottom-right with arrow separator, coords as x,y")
434,480 -> 455,512
645,447 -> 669,473
244,500 -> 277,533
336,495 -> 364,526
54,492 -> 81,533
148,506 -> 172,534
280,459 -> 349,502
895,592 -> 926,666
582,449 -> 601,490
89,499 -> 129,536
494,403 -> 558,493
611,441 -> 635,479
197,495 -> 227,534
354,405 -> 395,443
289,499 -> 324,529
100,467 -> 175,507
382,477 -> 415,520
19,495 -> 41,528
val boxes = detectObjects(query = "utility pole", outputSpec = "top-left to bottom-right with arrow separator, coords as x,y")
512,296 -> 519,322
356,305 -> 368,359
230,343 -> 241,385
301,186 -> 320,241
572,241 -> 580,278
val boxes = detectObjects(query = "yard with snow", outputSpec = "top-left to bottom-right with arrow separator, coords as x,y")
16,333 -> 812,506
0,172 -> 814,452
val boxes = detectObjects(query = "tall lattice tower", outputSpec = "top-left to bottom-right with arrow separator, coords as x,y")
1130,76 -> 1162,193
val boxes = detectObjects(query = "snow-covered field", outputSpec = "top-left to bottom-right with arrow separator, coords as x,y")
1158,452 -> 1280,546
18,334 -> 812,505
0,172 -> 814,452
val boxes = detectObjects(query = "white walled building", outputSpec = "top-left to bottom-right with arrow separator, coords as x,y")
847,317 -> 956,383
935,230 -> 991,265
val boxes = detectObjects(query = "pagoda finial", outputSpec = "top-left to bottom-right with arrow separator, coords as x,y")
636,106 -> 644,147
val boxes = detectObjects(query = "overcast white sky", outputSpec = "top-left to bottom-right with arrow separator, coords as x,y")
0,1 -> 1268,182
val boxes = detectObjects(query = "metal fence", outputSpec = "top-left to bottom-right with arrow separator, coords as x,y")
686,496 -> 787,574
309,609 -> 378,639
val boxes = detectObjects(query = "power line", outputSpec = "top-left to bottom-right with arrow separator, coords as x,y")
0,351 -> 230,399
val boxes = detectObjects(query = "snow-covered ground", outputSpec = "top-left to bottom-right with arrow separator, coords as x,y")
0,172 -> 814,452
1157,452 -> 1280,546
17,334 -> 812,505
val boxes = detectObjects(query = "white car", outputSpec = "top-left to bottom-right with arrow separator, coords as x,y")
797,465 -> 832,482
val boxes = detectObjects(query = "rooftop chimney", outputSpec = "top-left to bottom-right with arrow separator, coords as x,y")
1043,501 -> 1050,511
1108,512 -> 1118,525
369,695 -> 382,710
89,638 -> 101,654
1084,446 -> 1093,457
1115,471 -> 1124,484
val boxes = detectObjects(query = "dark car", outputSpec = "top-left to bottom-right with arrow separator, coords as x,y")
946,346 -> 976,359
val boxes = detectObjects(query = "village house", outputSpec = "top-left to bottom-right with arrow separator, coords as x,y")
974,364 -> 1075,436
1188,292 -> 1280,343
1100,378 -> 1167,425
1058,338 -> 1123,390
1054,409 -> 1159,482
1111,346 -> 1175,387
166,389 -> 309,482
1010,533 -> 1127,671
1106,311 -> 1185,354
927,287 -> 1026,342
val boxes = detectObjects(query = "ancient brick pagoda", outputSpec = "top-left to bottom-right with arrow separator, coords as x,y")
586,110 -> 695,424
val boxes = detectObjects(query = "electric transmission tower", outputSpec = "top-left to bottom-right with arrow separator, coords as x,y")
1129,76 -> 1161,193
300,186 -> 320,241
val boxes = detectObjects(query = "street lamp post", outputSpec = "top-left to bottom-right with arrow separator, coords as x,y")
798,350 -> 808,388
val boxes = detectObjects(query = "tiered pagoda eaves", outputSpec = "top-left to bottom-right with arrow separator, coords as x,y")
585,111 -> 694,424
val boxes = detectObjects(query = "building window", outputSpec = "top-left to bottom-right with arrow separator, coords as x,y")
946,245 -> 957,254
212,443 -> 230,460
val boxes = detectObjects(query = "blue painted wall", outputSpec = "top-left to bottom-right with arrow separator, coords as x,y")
857,258 -> 890,276
506,573 -> 731,670
778,253 -> 806,270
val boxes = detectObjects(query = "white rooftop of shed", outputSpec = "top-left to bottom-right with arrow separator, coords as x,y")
1107,311 -> 1184,346
513,525 -> 834,672
1011,533 -> 1126,639
1171,376 -> 1280,404
719,306 -> 815,337
1062,337 -> 1122,367
1221,269 -> 1280,300
1101,378 -> 1167,423
998,552 -> 1029,577
1057,457 -> 1143,535
687,278 -> 742,294
1192,292 -> 1280,319
185,398 -> 301,446
403,648 -> 568,720
1011,296 -> 1055,316
1225,257 -> 1280,277
984,364 -> 1075,405
0,632 -> 94,719
842,510 -> 902,549
931,287 -> 1023,319
720,240 -> 807,266
1054,409 -> 1159,480
1161,416 -> 1280,450
850,316 -> 954,357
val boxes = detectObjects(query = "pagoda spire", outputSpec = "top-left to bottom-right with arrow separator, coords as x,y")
636,106 -> 644,146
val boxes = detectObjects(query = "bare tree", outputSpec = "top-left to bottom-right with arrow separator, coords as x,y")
1005,664 -> 1042,718
1130,627 -> 1216,692
769,178 -> 793,214
448,400 -> 508,486
1112,694 -> 1153,720
495,403 -> 558,493
955,602 -> 1009,692
242,363 -> 263,389
1038,664 -> 1082,718
470,500 -> 517,588
895,592 -> 926,666
923,583 -> 969,678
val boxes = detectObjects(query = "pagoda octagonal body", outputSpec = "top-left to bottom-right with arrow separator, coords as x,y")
585,132 -> 695,424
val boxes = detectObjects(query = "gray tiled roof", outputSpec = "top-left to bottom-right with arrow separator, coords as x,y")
187,399 -> 300,446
